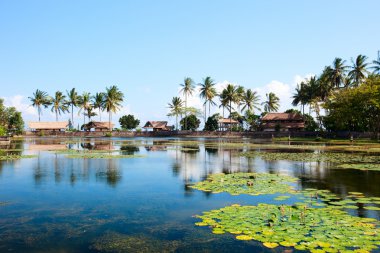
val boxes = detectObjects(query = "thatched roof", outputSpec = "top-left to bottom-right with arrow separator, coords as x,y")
218,118 -> 239,124
29,121 -> 68,130
143,121 -> 168,129
86,121 -> 114,129
262,113 -> 303,121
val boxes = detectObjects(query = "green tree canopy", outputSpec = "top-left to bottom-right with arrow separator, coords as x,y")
180,114 -> 200,131
119,114 -> 140,130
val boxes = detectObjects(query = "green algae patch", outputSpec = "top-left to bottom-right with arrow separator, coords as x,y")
0,154 -> 37,160
66,154 -> 146,159
195,203 -> 380,252
337,163 -> 380,171
240,151 -> 380,164
190,173 -> 298,196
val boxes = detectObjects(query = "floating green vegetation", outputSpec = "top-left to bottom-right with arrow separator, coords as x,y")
0,154 -> 36,160
195,203 -> 380,252
53,149 -> 121,154
66,154 -> 146,159
337,163 -> 380,171
0,201 -> 10,206
0,149 -> 23,152
190,173 -> 298,196
240,151 -> 380,164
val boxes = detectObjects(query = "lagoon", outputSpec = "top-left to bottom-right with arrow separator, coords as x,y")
0,137 -> 379,252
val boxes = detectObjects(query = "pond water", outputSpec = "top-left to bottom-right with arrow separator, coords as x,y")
0,137 -> 379,253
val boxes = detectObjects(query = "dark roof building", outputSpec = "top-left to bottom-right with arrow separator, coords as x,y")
261,113 -> 305,132
143,121 -> 172,131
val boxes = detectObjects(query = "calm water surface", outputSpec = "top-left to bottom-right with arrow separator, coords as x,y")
0,137 -> 379,252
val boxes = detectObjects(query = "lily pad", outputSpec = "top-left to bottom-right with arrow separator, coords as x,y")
190,173 -> 298,196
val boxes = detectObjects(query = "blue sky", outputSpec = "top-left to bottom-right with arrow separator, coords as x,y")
1,0 -> 379,127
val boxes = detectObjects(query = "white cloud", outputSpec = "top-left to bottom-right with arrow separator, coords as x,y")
2,95 -> 38,117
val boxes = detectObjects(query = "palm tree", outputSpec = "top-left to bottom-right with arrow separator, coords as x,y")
371,51 -> 380,74
66,88 -> 80,126
103,85 -> 124,131
78,92 -> 91,126
85,106 -> 97,122
241,89 -> 260,113
235,86 -> 245,113
222,84 -> 238,130
51,91 -> 68,121
329,58 -> 348,88
262,92 -> 280,112
292,82 -> 307,114
92,92 -> 105,121
179,77 -> 195,130
219,89 -> 229,118
348,54 -> 369,87
28,89 -> 51,121
167,96 -> 184,130
199,77 -> 217,121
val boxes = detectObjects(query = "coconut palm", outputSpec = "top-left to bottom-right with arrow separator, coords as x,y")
51,91 -> 68,121
348,54 -> 369,87
219,89 -> 229,119
179,77 -> 195,130
92,92 -> 105,121
262,92 -> 280,112
85,106 -> 97,122
371,51 -> 380,74
199,77 -> 217,121
292,82 -> 307,114
235,86 -> 245,113
329,58 -> 348,88
103,85 -> 124,131
241,89 -> 260,113
66,88 -> 80,126
167,96 -> 184,130
222,84 -> 238,130
28,89 -> 52,121
78,92 -> 91,126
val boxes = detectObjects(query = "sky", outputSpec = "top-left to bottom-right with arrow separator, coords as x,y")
1,0 -> 380,128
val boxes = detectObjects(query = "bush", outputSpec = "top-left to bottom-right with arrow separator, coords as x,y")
203,114 -> 219,131
39,130 -> 45,137
119,115 -> 140,130
180,114 -> 200,131
0,126 -> 6,136
105,132 -> 112,137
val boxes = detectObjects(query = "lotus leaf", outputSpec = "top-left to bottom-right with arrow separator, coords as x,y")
195,204 -> 380,252
190,173 -> 298,196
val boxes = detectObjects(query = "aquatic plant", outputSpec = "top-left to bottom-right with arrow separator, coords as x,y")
240,151 -> 380,164
337,163 -> 380,171
0,154 -> 36,160
190,173 -> 298,196
195,203 -> 380,252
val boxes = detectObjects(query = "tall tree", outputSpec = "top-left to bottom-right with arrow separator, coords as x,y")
28,89 -> 51,122
92,92 -> 105,121
222,84 -> 238,131
262,92 -> 280,112
329,58 -> 348,88
179,77 -> 195,130
241,89 -> 260,113
78,92 -> 91,126
292,81 -> 308,114
219,89 -> 229,119
66,88 -> 80,126
51,91 -> 68,121
85,106 -> 97,122
167,96 -> 184,130
103,85 -> 124,131
348,54 -> 369,87
199,76 -> 217,121
235,86 -> 245,113
371,51 -> 380,74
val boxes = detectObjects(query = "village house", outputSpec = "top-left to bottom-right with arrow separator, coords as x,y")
82,121 -> 114,131
218,118 -> 240,131
261,113 -> 305,132
28,121 -> 69,132
143,121 -> 173,131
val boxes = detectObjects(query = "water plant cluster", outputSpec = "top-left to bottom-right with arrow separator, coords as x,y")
192,173 -> 380,252
196,203 -> 380,252
0,154 -> 36,160
190,173 -> 298,196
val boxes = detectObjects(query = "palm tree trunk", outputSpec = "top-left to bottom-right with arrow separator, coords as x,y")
109,112 -> 111,132
185,94 -> 187,130
209,101 -> 211,118
71,104 -> 74,125
38,106 -> 41,122
99,108 -> 101,121
56,111 -> 58,122
204,103 -> 206,123
176,115 -> 178,130
229,100 -> 232,132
